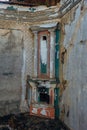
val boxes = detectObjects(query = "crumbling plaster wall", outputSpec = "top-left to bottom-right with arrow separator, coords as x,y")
0,3 -> 60,116
0,20 -> 34,116
60,1 -> 87,130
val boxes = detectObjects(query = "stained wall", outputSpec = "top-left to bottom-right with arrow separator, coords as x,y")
0,21 -> 34,115
60,1 -> 87,130
0,3 -> 60,115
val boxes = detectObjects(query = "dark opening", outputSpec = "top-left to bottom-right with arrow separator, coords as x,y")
43,36 -> 47,40
38,87 -> 49,104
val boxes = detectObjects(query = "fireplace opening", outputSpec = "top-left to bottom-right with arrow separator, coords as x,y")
38,87 -> 49,104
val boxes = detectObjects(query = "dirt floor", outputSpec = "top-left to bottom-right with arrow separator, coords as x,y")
0,113 -> 70,130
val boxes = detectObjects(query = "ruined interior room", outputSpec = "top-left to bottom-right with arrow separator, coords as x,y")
0,0 -> 86,130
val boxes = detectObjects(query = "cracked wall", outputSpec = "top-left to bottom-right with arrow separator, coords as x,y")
0,21 -> 34,116
0,3 -> 60,116
60,1 -> 87,130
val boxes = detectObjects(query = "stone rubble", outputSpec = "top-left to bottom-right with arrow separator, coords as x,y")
0,113 -> 70,130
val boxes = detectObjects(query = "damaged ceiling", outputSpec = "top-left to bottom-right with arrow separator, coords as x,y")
0,0 -> 60,6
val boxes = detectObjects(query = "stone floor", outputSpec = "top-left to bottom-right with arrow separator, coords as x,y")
0,113 -> 70,130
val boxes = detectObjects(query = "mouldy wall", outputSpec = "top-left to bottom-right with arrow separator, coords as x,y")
60,1 -> 87,130
0,20 -> 34,116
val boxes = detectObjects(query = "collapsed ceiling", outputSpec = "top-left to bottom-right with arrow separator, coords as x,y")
0,0 -> 60,6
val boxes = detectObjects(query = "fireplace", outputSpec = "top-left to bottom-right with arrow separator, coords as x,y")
38,86 -> 49,104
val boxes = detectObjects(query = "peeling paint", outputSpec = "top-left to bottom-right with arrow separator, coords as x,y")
49,13 -> 58,17
39,23 -> 57,28
40,38 -> 47,65
6,6 -> 17,11
29,7 -> 36,12
60,2 -> 87,130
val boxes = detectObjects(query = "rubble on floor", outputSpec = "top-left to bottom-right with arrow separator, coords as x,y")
0,113 -> 70,130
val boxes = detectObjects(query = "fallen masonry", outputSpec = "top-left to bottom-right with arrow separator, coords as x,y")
0,113 -> 71,130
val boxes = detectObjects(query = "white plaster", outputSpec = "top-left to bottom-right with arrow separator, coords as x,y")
34,6 -> 47,11
40,108 -> 47,116
0,4 -> 48,12
63,5 -> 81,49
20,47 -> 29,112
61,3 -> 87,130
49,30 -> 55,78
0,0 -> 9,1
0,10 -> 4,13
23,17 -> 27,19
18,7 -> 30,11
0,4 -> 8,9
57,51 -> 59,59
38,81 -> 50,88
84,0 -> 87,5
54,8 -> 59,12
6,15 -> 15,18
40,38 -> 47,65
32,87 -> 37,102
33,31 -> 38,77
50,61 -> 53,75
21,48 -> 26,101
46,82 -> 50,88
49,13 -> 58,17
40,23 -> 57,28
32,108 -> 37,114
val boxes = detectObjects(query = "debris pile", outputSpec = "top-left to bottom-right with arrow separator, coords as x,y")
0,113 -> 70,130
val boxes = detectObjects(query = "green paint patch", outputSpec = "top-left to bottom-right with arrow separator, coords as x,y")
40,61 -> 47,74
7,6 -> 17,11
29,8 -> 36,12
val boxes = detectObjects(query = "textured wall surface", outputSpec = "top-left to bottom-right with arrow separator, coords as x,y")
0,22 -> 34,115
0,3 -> 60,115
60,1 -> 87,130
0,29 -> 23,116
